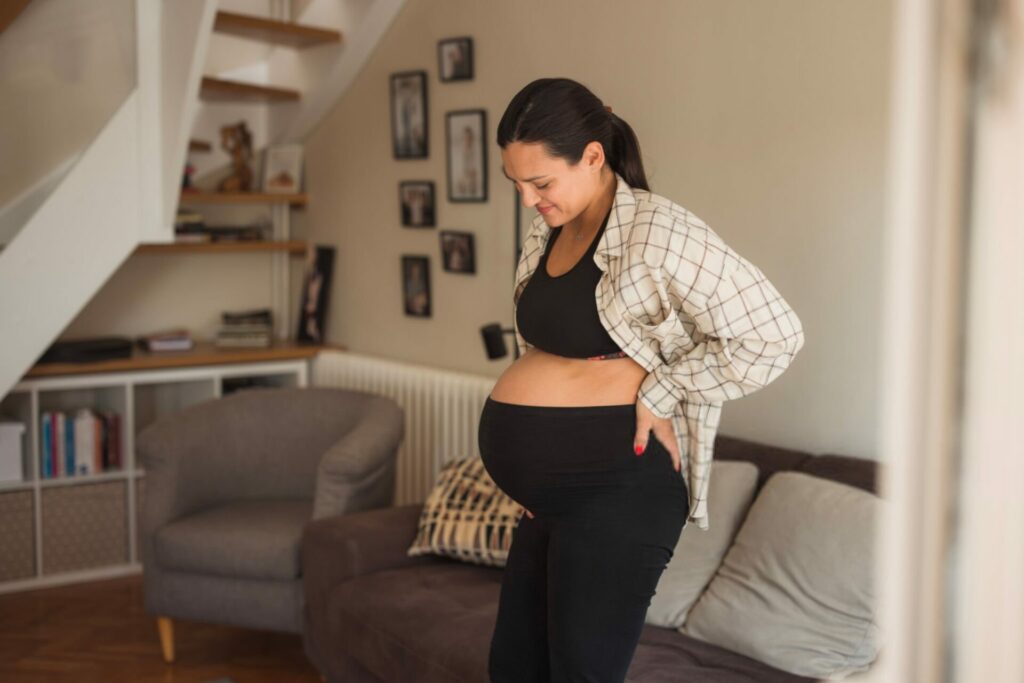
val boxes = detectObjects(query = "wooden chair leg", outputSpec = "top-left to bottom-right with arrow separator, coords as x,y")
157,616 -> 175,663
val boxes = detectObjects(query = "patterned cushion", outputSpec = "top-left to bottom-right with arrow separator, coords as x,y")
406,456 -> 524,567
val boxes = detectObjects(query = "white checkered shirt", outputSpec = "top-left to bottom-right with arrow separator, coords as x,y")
512,171 -> 805,531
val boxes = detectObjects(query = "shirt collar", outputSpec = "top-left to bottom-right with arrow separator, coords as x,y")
524,171 -> 637,265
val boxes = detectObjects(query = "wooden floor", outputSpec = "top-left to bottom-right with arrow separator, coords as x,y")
0,573 -> 323,683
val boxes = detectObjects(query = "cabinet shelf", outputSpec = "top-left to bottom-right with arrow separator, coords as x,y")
178,190 -> 307,206
135,240 -> 308,256
213,10 -> 342,48
23,340 -> 342,379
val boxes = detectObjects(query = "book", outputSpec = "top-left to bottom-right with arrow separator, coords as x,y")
74,408 -> 94,475
40,412 -> 51,478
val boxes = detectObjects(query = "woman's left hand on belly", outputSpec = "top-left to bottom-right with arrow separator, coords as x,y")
634,401 -> 681,472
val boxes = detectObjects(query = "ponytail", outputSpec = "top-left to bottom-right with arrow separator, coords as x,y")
607,112 -> 649,191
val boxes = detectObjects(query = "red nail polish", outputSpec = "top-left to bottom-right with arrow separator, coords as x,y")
634,444 -> 644,456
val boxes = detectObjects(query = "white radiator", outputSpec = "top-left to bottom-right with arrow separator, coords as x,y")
312,350 -> 497,505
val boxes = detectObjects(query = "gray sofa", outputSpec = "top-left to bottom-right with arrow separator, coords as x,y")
301,434 -> 879,682
136,386 -> 404,662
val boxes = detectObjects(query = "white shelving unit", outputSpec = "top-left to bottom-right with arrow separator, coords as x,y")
0,357 -> 310,594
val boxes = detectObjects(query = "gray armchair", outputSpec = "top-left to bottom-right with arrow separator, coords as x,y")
135,386 -> 404,663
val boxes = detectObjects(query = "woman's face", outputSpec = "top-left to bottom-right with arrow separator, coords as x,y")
500,140 -> 605,226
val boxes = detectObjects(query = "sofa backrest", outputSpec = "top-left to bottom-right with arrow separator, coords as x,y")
714,435 -> 879,497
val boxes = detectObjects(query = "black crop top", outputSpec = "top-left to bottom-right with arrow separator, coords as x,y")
515,208 -> 625,359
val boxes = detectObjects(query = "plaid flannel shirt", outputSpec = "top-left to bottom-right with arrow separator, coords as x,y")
512,171 -> 804,531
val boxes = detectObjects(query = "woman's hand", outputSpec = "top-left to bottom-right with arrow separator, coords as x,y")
635,400 -> 682,472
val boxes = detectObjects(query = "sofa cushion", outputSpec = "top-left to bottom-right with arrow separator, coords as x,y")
330,559 -> 503,682
156,499 -> 312,580
407,456 -> 522,567
326,559 -> 816,683
680,471 -> 883,679
646,460 -> 760,628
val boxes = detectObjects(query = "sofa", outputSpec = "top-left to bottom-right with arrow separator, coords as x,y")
301,434 -> 882,682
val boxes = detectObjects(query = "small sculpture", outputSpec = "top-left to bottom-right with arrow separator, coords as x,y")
218,121 -> 254,193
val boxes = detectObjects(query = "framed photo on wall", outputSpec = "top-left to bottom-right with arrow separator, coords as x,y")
402,255 -> 431,317
296,244 -> 336,343
439,230 -> 475,274
390,70 -> 428,159
262,144 -> 303,194
399,180 -> 436,227
438,37 -> 474,82
446,109 -> 487,202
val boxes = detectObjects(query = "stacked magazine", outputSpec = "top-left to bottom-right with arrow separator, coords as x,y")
137,328 -> 194,352
216,308 -> 273,348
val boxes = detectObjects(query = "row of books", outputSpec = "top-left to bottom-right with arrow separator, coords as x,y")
40,409 -> 122,479
174,210 -> 270,243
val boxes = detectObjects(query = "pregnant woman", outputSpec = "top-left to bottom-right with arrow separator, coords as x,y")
479,77 -> 805,682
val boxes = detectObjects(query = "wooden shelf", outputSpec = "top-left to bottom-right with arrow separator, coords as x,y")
213,10 -> 342,48
178,191 -> 307,206
24,340 -> 346,379
135,240 -> 307,255
189,139 -> 212,152
200,76 -> 300,103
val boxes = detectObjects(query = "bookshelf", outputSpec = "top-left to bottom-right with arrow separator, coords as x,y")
0,343 -> 332,594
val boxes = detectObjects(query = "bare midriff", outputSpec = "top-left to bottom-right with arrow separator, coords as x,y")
488,346 -> 649,407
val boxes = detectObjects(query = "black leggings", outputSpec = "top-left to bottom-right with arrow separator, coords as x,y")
478,396 -> 690,683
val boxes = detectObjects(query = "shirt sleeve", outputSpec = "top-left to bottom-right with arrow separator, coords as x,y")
637,217 -> 805,419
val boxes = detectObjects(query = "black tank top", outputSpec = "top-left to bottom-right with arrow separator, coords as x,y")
515,208 -> 624,358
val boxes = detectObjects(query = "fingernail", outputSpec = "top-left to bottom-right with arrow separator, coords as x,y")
634,443 -> 644,456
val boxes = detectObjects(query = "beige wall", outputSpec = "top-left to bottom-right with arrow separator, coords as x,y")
70,0 -> 892,459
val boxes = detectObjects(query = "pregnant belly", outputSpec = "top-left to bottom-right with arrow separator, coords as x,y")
489,347 -> 649,407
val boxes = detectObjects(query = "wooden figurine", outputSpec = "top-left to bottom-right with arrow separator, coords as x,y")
218,121 -> 254,193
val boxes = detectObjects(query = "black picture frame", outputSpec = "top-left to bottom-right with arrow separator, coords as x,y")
438,37 -> 474,82
399,180 -> 436,227
296,245 -> 336,343
446,109 -> 487,202
390,70 -> 428,159
439,230 -> 476,274
401,255 -> 431,317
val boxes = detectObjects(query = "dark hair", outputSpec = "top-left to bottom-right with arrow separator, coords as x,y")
496,78 -> 649,191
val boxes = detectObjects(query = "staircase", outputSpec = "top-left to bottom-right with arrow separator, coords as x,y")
0,0 -> 407,397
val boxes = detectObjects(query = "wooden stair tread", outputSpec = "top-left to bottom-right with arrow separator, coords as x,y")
213,10 -> 342,48
200,76 -> 300,103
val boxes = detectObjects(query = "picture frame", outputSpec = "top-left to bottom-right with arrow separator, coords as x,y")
296,245 -> 336,343
262,143 -> 303,194
438,37 -> 474,82
390,70 -> 428,159
446,109 -> 487,202
402,255 -> 431,317
399,180 -> 436,227
439,230 -> 476,274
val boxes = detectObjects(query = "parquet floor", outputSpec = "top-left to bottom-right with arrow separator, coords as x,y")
0,573 -> 323,683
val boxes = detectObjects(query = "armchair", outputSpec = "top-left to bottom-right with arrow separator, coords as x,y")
135,386 -> 404,663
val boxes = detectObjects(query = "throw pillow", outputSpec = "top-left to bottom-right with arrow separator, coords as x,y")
680,471 -> 884,680
407,455 -> 523,567
645,459 -> 760,627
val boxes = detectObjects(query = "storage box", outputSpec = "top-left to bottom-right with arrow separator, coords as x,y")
0,420 -> 26,483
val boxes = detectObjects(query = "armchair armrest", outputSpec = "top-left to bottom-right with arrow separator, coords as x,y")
312,399 -> 405,519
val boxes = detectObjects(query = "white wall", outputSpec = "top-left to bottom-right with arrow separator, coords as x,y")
68,0 -> 892,459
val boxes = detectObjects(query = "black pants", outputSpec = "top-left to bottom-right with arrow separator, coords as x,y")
478,396 -> 690,683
